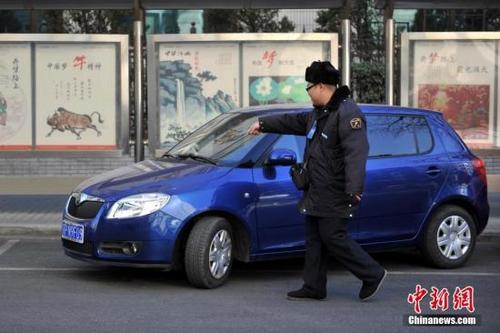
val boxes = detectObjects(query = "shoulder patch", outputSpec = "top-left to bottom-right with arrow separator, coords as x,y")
350,117 -> 362,129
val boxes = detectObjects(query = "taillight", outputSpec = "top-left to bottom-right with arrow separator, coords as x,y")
472,157 -> 487,186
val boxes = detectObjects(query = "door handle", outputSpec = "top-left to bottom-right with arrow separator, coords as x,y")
426,167 -> 441,176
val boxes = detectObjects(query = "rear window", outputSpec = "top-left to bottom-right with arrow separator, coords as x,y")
367,115 -> 433,157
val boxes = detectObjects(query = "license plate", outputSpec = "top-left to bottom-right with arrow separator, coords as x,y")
61,221 -> 84,244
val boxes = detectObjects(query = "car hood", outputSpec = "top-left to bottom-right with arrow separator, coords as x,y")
73,159 -> 231,202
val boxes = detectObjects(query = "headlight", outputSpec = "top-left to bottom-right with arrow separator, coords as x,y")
106,193 -> 170,219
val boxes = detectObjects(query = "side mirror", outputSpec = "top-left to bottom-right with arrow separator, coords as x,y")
265,149 -> 297,166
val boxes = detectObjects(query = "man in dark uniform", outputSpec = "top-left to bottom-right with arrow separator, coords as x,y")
247,61 -> 387,301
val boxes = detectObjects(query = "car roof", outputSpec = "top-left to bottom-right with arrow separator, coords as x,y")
231,103 -> 442,117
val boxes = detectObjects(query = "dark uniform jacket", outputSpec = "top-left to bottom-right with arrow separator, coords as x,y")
258,85 -> 369,218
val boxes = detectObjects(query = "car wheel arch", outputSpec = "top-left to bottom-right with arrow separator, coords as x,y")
171,210 -> 252,271
417,196 -> 480,242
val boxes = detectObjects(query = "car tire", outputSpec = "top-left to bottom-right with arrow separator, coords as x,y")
420,205 -> 476,268
184,216 -> 233,288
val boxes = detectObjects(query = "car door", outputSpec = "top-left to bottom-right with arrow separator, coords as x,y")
252,134 -> 358,253
354,114 -> 449,244
252,134 -> 307,252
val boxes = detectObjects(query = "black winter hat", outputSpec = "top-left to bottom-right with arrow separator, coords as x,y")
305,61 -> 340,85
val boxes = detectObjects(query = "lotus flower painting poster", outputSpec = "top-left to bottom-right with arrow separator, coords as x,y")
0,44 -> 32,150
158,43 -> 240,147
35,44 -> 117,150
412,40 -> 496,148
242,42 -> 326,107
249,76 -> 309,106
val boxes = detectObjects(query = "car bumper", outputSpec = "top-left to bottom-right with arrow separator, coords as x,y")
64,250 -> 172,270
61,208 -> 183,267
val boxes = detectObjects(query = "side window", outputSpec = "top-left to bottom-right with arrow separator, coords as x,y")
367,115 -> 432,157
435,121 -> 465,153
271,135 -> 305,163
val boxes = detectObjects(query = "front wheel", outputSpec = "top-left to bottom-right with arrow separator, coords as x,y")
420,205 -> 476,268
184,217 -> 233,288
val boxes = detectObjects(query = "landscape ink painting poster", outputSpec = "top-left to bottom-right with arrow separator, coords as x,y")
0,43 -> 32,150
158,42 -> 239,147
412,40 -> 496,148
35,43 -> 117,150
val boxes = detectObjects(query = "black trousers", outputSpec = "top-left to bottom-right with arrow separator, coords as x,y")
302,214 -> 385,295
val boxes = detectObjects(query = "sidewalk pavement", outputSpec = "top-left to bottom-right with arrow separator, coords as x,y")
1,175 -> 500,238
0,177 -> 87,236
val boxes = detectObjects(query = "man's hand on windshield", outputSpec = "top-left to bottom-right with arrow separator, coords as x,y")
248,121 -> 262,135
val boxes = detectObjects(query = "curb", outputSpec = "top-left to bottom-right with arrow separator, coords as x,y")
0,225 -> 61,237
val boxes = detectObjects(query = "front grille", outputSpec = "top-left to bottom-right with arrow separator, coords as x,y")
67,197 -> 103,219
62,239 -> 93,255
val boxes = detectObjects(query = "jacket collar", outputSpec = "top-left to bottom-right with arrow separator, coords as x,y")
313,85 -> 351,119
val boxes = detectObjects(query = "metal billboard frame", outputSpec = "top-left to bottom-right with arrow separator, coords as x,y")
0,34 -> 130,153
147,32 -> 338,155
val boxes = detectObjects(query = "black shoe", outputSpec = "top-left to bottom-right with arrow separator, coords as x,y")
287,287 -> 326,301
359,269 -> 387,301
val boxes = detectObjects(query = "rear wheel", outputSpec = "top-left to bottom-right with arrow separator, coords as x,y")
184,217 -> 233,288
420,205 -> 476,268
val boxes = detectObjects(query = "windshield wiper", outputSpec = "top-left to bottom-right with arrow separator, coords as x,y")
177,153 -> 217,165
159,153 -> 186,160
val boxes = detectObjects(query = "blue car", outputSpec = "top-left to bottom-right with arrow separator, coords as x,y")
61,104 -> 489,288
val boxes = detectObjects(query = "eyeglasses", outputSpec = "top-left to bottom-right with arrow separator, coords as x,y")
306,83 -> 319,91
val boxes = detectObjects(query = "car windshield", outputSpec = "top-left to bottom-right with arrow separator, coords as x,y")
163,112 -> 267,167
